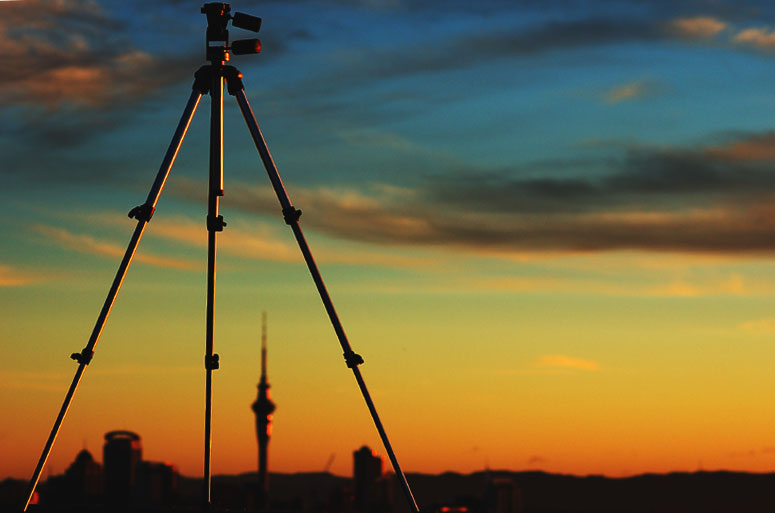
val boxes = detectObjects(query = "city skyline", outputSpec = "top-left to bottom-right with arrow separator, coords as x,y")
6,0 -> 775,483
15,425 -> 392,511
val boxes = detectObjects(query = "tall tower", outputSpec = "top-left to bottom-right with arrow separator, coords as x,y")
251,312 -> 276,509
103,431 -> 142,504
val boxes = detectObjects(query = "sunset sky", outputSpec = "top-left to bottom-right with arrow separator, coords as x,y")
6,0 -> 775,482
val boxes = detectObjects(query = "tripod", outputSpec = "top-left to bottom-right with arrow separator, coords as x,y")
23,4 -> 420,512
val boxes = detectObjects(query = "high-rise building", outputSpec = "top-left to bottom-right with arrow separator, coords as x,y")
353,445 -> 384,512
252,312 -> 276,509
103,430 -> 142,504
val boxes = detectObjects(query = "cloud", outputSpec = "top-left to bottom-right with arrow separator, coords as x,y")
404,134 -> 775,254
1,370 -> 71,392
661,14 -> 775,55
337,129 -> 418,151
274,11 -> 770,99
651,274 -> 744,297
169,177 -> 434,247
149,215 -> 301,263
33,224 -> 200,270
322,18 -> 662,86
89,364 -> 199,376
305,12 -> 775,99
534,355 -> 600,371
0,264 -> 45,286
1,366 -> 196,392
705,133 -> 775,161
70,207 -> 437,269
0,0 -> 203,150
603,79 -> 658,104
0,0 -> 194,110
668,16 -> 727,40
733,27 -> 775,51
739,317 -> 775,333
429,136 -> 775,216
664,16 -> 775,54
159,132 -> 775,256
476,273 -> 748,297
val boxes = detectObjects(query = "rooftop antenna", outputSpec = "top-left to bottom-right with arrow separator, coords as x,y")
23,4 -> 419,512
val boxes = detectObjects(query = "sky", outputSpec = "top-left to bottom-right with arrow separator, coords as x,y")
5,0 -> 775,483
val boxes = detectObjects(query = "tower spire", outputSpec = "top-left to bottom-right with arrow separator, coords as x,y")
261,311 -> 267,382
252,311 -> 276,511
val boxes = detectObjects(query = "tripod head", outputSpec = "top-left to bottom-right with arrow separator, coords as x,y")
201,2 -> 262,63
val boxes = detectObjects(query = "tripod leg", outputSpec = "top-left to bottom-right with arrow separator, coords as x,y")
203,64 -> 225,511
231,88 -> 421,513
22,88 -> 204,512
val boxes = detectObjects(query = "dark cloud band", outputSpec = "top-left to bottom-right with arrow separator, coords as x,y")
170,132 -> 775,255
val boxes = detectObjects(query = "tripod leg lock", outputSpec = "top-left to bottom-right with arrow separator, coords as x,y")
193,65 -> 213,94
205,353 -> 220,370
223,65 -> 245,95
207,215 -> 227,232
343,351 -> 364,368
282,207 -> 302,225
70,349 -> 94,365
128,203 -> 155,223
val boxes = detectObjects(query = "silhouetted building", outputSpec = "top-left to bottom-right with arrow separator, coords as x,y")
353,445 -> 384,512
136,460 -> 179,506
23,432 -> 181,509
252,312 -> 276,510
64,449 -> 102,504
486,477 -> 522,513
34,449 -> 103,507
0,478 -> 30,509
103,430 -> 142,504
